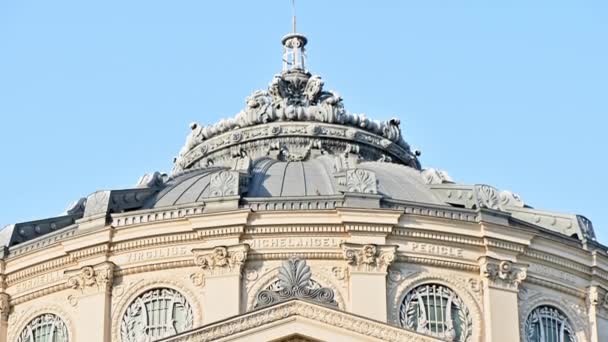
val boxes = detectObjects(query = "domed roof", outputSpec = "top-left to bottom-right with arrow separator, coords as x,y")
145,156 -> 442,209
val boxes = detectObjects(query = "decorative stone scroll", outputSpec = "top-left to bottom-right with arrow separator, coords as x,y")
254,258 -> 337,309
192,244 -> 249,277
65,262 -> 114,292
342,243 -> 397,273
479,257 -> 527,290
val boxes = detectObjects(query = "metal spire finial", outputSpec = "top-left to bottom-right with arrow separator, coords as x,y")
292,0 -> 296,33
282,0 -> 307,72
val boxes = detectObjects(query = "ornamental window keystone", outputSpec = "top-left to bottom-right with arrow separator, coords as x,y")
479,257 -> 527,290
341,243 -> 397,273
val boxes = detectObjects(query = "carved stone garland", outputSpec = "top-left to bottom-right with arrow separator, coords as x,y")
254,258 -> 337,309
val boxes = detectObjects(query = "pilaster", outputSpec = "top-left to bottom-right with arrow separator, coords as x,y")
192,244 -> 249,324
0,293 -> 9,342
65,261 -> 114,342
341,243 -> 396,322
478,256 -> 527,342
587,285 -> 608,342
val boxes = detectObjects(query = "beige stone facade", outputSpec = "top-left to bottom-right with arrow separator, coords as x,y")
1,207 -> 607,341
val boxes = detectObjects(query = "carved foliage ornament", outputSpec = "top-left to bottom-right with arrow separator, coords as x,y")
209,170 -> 239,197
254,258 -> 337,309
345,169 -> 377,194
342,243 -> 396,273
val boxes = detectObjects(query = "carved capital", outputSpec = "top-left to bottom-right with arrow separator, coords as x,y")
479,257 -> 526,290
192,244 -> 249,276
66,262 -> 114,293
0,293 -> 10,321
588,286 -> 608,311
342,243 -> 396,273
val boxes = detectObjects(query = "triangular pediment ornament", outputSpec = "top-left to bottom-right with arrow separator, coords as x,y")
159,299 -> 443,342
254,258 -> 337,309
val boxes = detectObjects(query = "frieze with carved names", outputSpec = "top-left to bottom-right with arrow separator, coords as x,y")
405,241 -> 465,259
244,237 -> 344,250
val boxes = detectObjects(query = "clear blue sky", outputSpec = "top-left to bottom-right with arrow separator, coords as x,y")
1,1 -> 607,242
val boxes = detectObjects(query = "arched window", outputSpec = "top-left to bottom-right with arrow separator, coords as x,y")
120,288 -> 193,342
399,283 -> 472,342
524,306 -> 577,342
17,313 -> 69,342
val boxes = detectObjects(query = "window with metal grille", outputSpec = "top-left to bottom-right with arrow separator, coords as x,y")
399,284 -> 472,342
525,306 -> 577,342
17,313 -> 68,342
120,288 -> 193,342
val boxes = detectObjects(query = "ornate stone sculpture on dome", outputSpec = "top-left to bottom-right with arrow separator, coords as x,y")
172,29 -> 416,174
176,71 -> 409,161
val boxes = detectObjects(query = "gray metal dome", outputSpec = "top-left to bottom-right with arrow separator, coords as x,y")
145,156 -> 442,209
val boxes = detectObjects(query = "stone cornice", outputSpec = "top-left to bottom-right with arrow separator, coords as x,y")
395,255 -> 480,273
248,252 -> 344,261
114,259 -> 195,278
244,224 -> 346,234
111,204 -> 205,228
242,195 -> 345,212
524,249 -> 592,275
526,275 -> 587,299
161,299 -> 440,342
383,199 -> 478,222
391,228 -> 484,247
